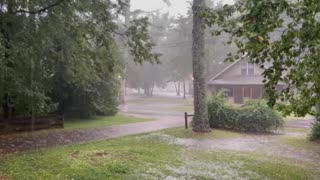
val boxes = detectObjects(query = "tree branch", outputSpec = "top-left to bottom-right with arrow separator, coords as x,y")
14,0 -> 65,14
113,30 -> 126,36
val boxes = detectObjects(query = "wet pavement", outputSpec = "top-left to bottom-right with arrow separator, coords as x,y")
0,96 -> 188,155
0,96 -> 315,155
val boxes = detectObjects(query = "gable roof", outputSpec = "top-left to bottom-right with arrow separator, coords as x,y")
207,58 -> 243,84
207,58 -> 286,86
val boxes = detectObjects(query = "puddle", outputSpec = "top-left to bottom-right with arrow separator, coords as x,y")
143,133 -> 256,152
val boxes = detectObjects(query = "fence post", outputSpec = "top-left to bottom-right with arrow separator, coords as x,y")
184,112 -> 188,129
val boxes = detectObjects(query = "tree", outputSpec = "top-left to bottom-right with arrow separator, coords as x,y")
192,0 -> 211,132
127,62 -> 166,96
201,0 -> 320,139
126,12 -> 171,96
0,0 -> 159,120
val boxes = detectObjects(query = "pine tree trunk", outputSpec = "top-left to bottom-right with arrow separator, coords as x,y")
177,81 -> 180,96
120,0 -> 131,104
192,0 -> 211,132
183,79 -> 186,99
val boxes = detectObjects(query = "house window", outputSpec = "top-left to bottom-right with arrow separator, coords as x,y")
241,63 -> 255,76
241,63 -> 247,76
248,63 -> 254,75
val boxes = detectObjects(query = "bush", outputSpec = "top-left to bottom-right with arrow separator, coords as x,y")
207,93 -> 283,132
207,92 -> 238,129
310,120 -> 320,140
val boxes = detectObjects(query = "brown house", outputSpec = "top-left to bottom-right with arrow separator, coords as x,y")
207,58 -> 285,104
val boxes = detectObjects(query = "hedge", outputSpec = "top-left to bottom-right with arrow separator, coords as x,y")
207,92 -> 283,132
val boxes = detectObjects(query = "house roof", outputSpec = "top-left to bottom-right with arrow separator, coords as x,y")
208,59 -> 242,83
207,58 -> 286,86
209,76 -> 265,85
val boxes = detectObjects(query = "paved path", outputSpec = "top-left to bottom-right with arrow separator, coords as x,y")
0,115 -> 183,154
0,96 -> 315,155
0,96 -> 187,155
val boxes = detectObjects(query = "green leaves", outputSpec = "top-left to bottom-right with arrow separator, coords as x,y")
0,0 -> 159,118
126,17 -> 161,64
202,0 -> 320,118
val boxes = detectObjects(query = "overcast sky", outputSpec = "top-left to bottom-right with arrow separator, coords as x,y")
131,0 -> 234,17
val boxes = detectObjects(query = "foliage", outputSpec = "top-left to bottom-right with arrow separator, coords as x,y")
237,100 -> 284,132
126,13 -> 170,95
200,0 -> 320,137
207,92 -> 283,132
310,121 -> 320,140
207,91 -> 236,129
0,0 -> 159,118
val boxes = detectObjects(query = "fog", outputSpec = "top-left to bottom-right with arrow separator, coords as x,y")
126,0 -> 237,98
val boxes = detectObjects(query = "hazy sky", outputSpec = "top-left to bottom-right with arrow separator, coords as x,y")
131,0 -> 234,17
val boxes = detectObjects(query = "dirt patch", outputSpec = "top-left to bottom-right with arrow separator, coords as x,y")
0,175 -> 10,180
70,150 -> 80,158
95,151 -> 109,157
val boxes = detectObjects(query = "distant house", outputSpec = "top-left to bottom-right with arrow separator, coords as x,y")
207,58 -> 285,104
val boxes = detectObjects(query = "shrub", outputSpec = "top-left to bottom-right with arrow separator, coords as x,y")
310,120 -> 320,140
236,100 -> 284,132
207,91 -> 237,129
207,93 -> 283,132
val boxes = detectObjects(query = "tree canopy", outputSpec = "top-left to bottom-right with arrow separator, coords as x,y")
0,0 -> 159,118
201,0 -> 320,116
201,0 -> 320,138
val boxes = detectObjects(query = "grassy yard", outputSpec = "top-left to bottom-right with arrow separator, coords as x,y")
161,127 -> 240,139
172,105 -> 194,112
0,128 -> 319,179
128,96 -> 193,104
64,115 -> 151,130
279,136 -> 320,151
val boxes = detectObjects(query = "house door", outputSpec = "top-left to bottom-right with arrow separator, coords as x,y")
242,87 -> 252,99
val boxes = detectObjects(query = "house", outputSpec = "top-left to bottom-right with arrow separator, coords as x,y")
207,58 -> 285,104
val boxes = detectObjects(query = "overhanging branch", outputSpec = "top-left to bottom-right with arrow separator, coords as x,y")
14,0 -> 65,14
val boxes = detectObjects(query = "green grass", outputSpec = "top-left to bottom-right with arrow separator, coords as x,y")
160,127 -> 241,139
172,105 -> 194,112
284,127 -> 311,133
64,115 -> 151,130
0,135 -> 181,180
279,136 -> 320,150
281,113 -> 314,120
128,97 -> 193,104
0,132 -> 319,179
187,150 -> 319,180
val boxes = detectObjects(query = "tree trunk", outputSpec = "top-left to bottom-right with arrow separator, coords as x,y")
177,81 -> 181,96
120,0 -> 131,104
174,82 -> 178,96
183,79 -> 186,99
150,86 -> 154,96
192,0 -> 211,132
2,2 -> 14,129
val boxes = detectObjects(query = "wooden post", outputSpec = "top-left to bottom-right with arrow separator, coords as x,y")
185,112 -> 188,129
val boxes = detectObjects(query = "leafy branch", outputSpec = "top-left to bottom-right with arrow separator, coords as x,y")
14,0 -> 66,14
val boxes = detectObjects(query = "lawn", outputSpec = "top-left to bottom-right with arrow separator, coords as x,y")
64,115 -> 152,130
128,96 -> 193,104
0,128 -> 319,179
279,136 -> 320,151
172,105 -> 194,112
161,127 -> 241,139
